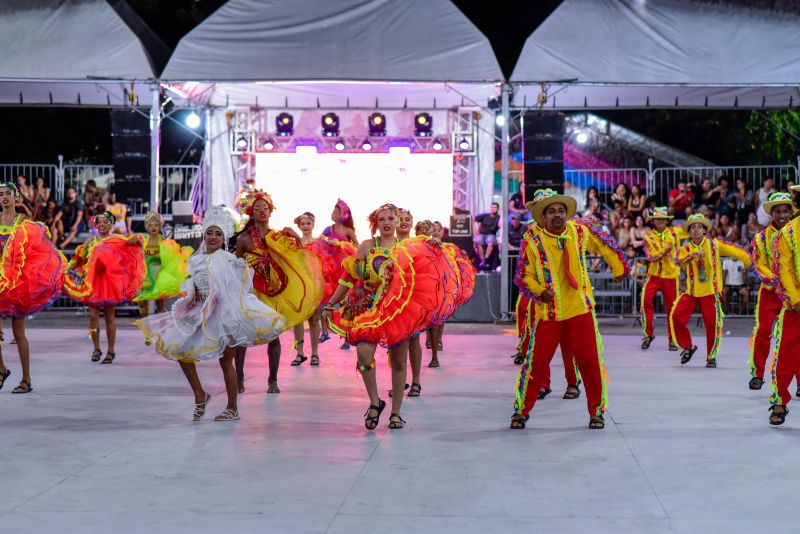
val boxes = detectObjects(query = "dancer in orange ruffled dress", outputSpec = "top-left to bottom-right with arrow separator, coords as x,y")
64,210 -> 145,364
0,181 -> 66,393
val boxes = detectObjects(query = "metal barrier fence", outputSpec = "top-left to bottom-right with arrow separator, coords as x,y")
0,163 -> 60,201
564,167 -> 649,213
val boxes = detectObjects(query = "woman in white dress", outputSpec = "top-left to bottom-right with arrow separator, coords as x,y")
137,206 -> 285,421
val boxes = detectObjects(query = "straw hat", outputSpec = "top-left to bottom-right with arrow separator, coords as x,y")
762,191 -> 797,214
682,213 -> 712,232
529,188 -> 577,225
648,206 -> 674,220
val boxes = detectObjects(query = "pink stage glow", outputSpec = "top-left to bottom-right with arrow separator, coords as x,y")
255,152 -> 454,240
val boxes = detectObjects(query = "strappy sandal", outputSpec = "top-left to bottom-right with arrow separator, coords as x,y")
101,352 -> 116,364
513,353 -> 525,365
706,359 -> 717,368
680,345 -> 697,364
437,341 -> 443,351
641,336 -> 655,350
668,343 -> 679,352
537,387 -> 552,400
214,408 -> 240,421
427,360 -> 440,368
267,380 -> 280,394
769,405 -> 788,426
510,414 -> 529,429
0,368 -> 10,391
408,383 -> 421,398
193,392 -> 211,421
291,354 -> 308,366
749,377 -> 765,390
310,355 -> 320,366
318,332 -> 330,343
388,383 -> 409,398
425,338 -> 432,349
589,415 -> 605,429
364,399 -> 386,430
12,380 -> 33,394
91,349 -> 103,362
563,385 -> 581,400
388,413 -> 406,429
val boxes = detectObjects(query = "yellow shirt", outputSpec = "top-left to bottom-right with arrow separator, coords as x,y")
776,218 -> 800,307
676,237 -> 752,297
752,224 -> 780,292
643,227 -> 688,279
519,220 -> 628,321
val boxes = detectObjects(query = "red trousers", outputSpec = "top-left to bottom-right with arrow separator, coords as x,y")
749,287 -> 783,379
670,294 -> 721,361
516,296 -> 579,388
514,312 -> 606,417
770,309 -> 800,406
641,275 -> 678,340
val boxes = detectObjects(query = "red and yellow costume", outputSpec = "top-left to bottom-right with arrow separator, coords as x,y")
640,208 -> 687,343
304,237 -> 356,304
749,223 -> 784,380
770,217 -> 800,407
669,215 -> 751,363
64,235 -> 145,308
0,215 -> 66,317
514,190 -> 630,419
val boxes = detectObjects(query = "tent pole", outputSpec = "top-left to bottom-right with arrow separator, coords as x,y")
500,83 -> 511,320
149,84 -> 162,213
204,107 -> 213,212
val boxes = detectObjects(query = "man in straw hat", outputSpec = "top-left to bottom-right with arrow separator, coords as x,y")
669,213 -> 751,368
748,192 -> 798,390
768,184 -> 800,424
640,207 -> 687,351
511,189 -> 629,430
512,197 -> 582,402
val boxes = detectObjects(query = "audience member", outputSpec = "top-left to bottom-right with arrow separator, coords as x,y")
741,212 -> 764,244
717,213 -> 740,243
82,179 -> 105,222
31,176 -> 51,220
105,191 -> 128,234
15,175 -> 32,204
722,256 -> 749,314
729,178 -> 754,226
14,195 -> 32,217
754,177 -> 775,226
233,177 -> 256,209
608,200 -> 625,237
473,202 -> 500,270
507,213 -> 526,249
617,216 -> 635,259
631,215 -> 649,256
668,181 -> 693,218
508,189 -> 529,224
627,184 -> 646,219
584,186 -> 602,218
53,186 -> 84,247
610,183 -> 630,211
642,196 -> 657,222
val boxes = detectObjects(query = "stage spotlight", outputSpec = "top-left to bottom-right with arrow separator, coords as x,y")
575,131 -> 589,144
321,112 -> 340,137
276,112 -> 294,136
431,138 -> 444,151
495,114 -> 506,127
262,139 -> 274,150
361,139 -> 373,151
369,113 -> 387,136
236,134 -> 249,151
334,139 -> 346,151
185,111 -> 201,129
457,136 -> 472,151
414,113 -> 432,137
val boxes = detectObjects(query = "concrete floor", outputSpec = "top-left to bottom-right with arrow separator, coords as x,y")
0,321 -> 796,534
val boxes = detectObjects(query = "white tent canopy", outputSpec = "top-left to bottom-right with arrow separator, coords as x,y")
510,0 -> 800,109
162,0 -> 503,210
0,0 -> 168,107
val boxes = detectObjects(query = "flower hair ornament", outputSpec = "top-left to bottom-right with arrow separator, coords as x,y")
144,211 -> 164,227
293,212 -> 315,225
335,198 -> 352,224
367,203 -> 399,234
239,188 -> 275,216
94,210 -> 116,226
202,206 -> 236,243
0,181 -> 19,195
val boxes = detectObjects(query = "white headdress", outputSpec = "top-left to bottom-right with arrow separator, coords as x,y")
202,206 -> 235,242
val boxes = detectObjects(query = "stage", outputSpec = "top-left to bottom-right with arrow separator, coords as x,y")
0,319 -> 796,533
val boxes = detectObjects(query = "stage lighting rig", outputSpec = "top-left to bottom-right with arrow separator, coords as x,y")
262,138 -> 275,150
431,138 -> 444,151
369,113 -> 387,136
276,112 -> 294,136
321,113 -> 340,137
361,139 -> 373,151
235,134 -> 250,151
414,113 -> 432,137
455,135 -> 473,152
334,139 -> 346,151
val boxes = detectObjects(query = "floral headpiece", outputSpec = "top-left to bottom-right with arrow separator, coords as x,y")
94,210 -> 116,225
649,206 -> 674,220
335,198 -> 352,224
144,211 -> 164,227
415,220 -> 433,236
202,206 -> 235,241
367,203 -> 399,234
239,188 -> 275,216
0,181 -> 19,195
293,211 -> 315,225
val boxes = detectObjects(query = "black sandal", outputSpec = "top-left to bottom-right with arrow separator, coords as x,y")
408,383 -> 421,398
0,368 -> 10,391
796,385 -> 800,398
364,399 -> 386,430
589,415 -> 605,429
563,385 -> 581,400
769,405 -> 788,426
749,377 -> 765,390
668,343 -> 679,352
537,387 -> 552,400
310,355 -> 320,366
706,359 -> 717,368
641,336 -> 655,350
388,413 -> 406,429
680,345 -> 697,364
12,380 -> 33,394
427,360 -> 440,368
388,383 -> 409,398
513,353 -> 525,365
291,355 -> 308,366
510,414 -> 529,429
101,352 -> 115,364
91,349 -> 103,362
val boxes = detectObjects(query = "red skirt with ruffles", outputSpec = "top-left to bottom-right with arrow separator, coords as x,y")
305,237 -> 356,303
65,236 -> 145,308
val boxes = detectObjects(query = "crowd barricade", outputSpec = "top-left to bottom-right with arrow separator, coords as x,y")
0,163 -> 60,199
564,168 -> 649,212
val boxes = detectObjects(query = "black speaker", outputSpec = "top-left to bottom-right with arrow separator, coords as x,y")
110,109 -> 151,206
522,112 -> 564,197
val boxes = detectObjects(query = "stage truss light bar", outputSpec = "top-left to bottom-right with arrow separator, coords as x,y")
321,112 -> 340,137
276,112 -> 294,136
369,112 -> 387,136
414,113 -> 433,137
